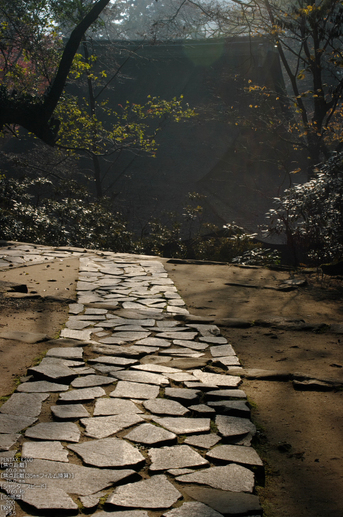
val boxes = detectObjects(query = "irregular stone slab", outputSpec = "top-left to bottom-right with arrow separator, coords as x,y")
109,370 -> 168,386
183,487 -> 262,516
94,364 -> 123,374
125,423 -> 176,445
66,319 -> 93,330
143,399 -> 189,416
167,468 -> 194,476
184,434 -> 221,449
0,434 -> 20,451
157,332 -> 197,340
206,444 -> 263,467
0,393 -> 48,417
149,445 -> 209,472
107,474 -> 181,509
85,308 -> 108,314
3,458 -> 136,496
176,464 -> 255,492
80,414 -> 144,439
210,345 -> 236,357
100,332 -> 151,344
0,331 -> 47,343
160,349 -> 204,358
28,361 -> 77,382
107,317 -> 155,327
192,370 -> 241,388
21,487 -> 78,510
216,415 -> 256,438
69,303 -> 84,314
189,404 -> 216,415
199,336 -> 228,344
22,441 -> 69,462
173,339 -> 209,351
94,510 -> 149,517
167,372 -> 197,382
163,501 -> 224,517
70,366 -> 96,375
215,356 -> 241,367
89,356 -> 138,366
59,387 -> 106,402
46,347 -> 83,360
110,381 -> 160,399
71,375 -> 114,388
51,404 -> 90,419
69,437 -> 145,468
164,358 -> 208,369
187,324 -> 221,336
93,345 -> 156,359
135,337 -> 171,348
80,491 -> 106,509
165,388 -> 200,402
206,389 -> 247,400
25,422 -> 80,442
208,401 -> 250,416
0,414 -> 37,434
167,306 -> 189,315
94,398 -> 142,416
133,364 -> 182,374
60,328 -> 93,340
152,417 -> 211,434
17,381 -> 70,393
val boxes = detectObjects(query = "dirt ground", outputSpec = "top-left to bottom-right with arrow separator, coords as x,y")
0,257 -> 343,516
164,261 -> 343,517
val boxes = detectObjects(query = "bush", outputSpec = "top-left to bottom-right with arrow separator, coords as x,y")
264,152 -> 343,265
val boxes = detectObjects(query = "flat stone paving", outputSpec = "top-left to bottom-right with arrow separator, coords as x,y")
0,244 -> 263,516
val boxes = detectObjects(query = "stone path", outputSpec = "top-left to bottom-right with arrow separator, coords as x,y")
0,244 -> 263,516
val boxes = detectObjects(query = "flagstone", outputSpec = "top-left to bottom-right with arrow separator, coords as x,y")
3,458 -> 136,496
28,361 -> 77,382
143,399 -> 189,416
152,417 -> 211,434
58,387 -> 106,402
215,356 -> 241,367
71,375 -> 114,388
65,319 -> 94,330
69,437 -> 145,468
60,328 -> 94,340
184,434 -> 221,449
0,393 -> 48,417
0,434 -> 21,451
215,415 -> 256,438
167,307 -> 189,315
51,404 -> 90,419
0,414 -> 37,434
157,331 -> 197,340
210,345 -> 236,357
25,422 -> 81,442
208,400 -> 250,416
22,441 -> 69,462
162,501 -> 224,517
20,487 -> 78,510
135,337 -> 171,348
176,464 -> 255,492
167,372 -> 197,382
80,413 -> 144,439
69,303 -> 84,314
17,381 -> 70,393
165,388 -> 200,402
206,444 -> 263,467
189,404 -> 216,415
149,445 -> 209,472
206,389 -> 247,400
124,423 -> 176,445
109,370 -> 169,385
183,487 -> 262,516
199,336 -> 228,344
132,364 -> 182,374
173,339 -> 209,350
99,331 -> 151,344
85,308 -> 108,314
106,474 -> 181,509
159,349 -> 204,358
93,364 -> 123,374
46,347 -> 84,360
192,370 -> 241,387
93,398 -> 142,416
110,381 -> 160,399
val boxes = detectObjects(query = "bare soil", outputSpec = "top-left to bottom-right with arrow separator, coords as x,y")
164,260 -> 343,517
0,257 -> 343,516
